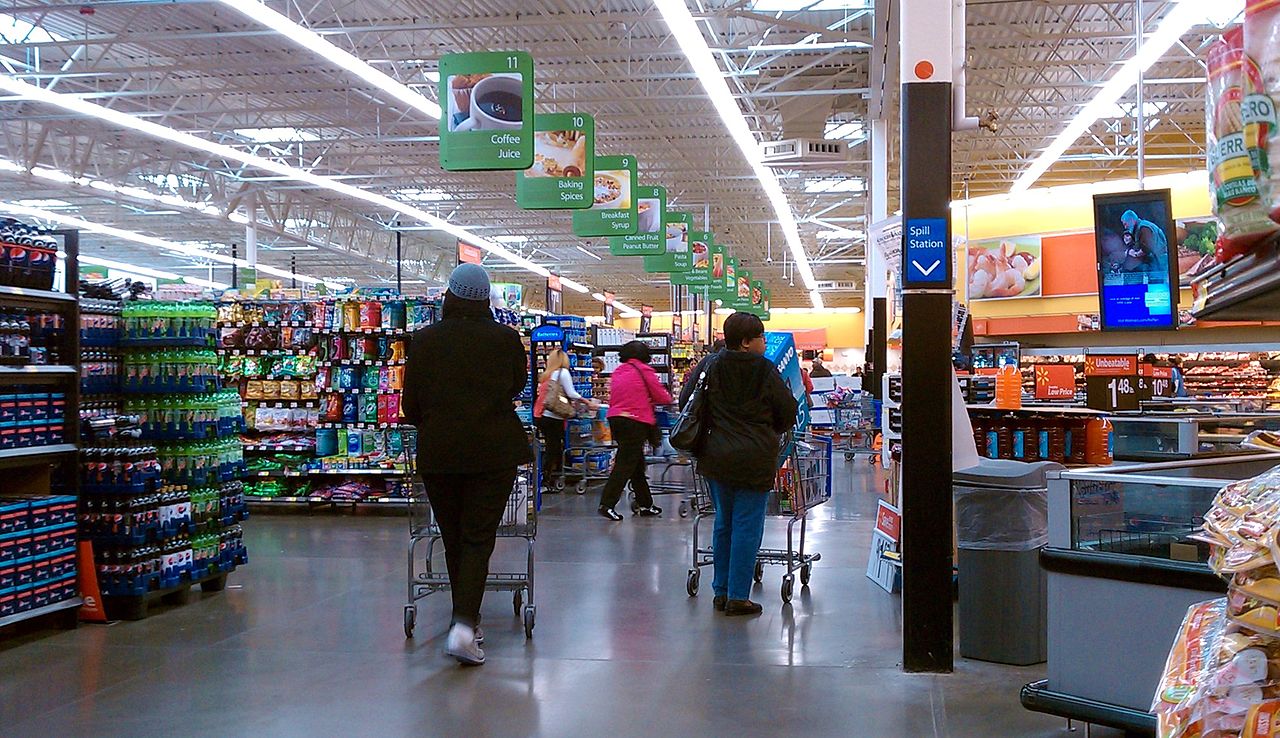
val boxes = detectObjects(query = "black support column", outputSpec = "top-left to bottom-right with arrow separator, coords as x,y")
900,81 -> 955,673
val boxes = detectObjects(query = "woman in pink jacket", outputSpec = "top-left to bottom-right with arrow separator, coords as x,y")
599,340 -> 673,520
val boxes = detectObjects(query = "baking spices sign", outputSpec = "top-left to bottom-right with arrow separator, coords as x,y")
572,155 -> 638,238
438,51 -> 535,171
516,113 -> 594,210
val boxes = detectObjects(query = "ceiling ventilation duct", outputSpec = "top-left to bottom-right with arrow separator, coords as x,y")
761,138 -> 850,168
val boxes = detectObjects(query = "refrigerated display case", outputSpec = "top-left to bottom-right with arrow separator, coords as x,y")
1110,413 -> 1280,460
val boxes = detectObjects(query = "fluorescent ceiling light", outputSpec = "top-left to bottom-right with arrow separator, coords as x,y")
575,245 -> 603,261
493,235 -> 528,244
1012,0 -> 1218,192
393,187 -> 452,202
0,201 -> 342,289
215,0 -> 441,120
655,0 -> 820,307
749,0 -> 871,11
234,127 -> 320,143
805,177 -> 865,194
260,244 -> 320,251
559,277 -> 590,294
79,254 -> 227,288
14,198 -> 71,208
745,40 -> 869,52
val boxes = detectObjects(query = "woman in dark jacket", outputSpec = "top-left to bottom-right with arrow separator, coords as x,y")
679,312 -> 798,616
401,263 -> 533,666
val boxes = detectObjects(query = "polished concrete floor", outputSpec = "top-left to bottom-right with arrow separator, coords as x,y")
0,457 -> 1120,737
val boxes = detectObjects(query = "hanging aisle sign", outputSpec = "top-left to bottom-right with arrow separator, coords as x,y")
761,289 -> 772,321
609,185 -> 666,255
438,51 -> 535,171
516,113 -> 594,209
639,304 -> 653,333
673,235 -> 715,287
603,291 -> 616,326
572,155 -> 638,237
644,210 -> 693,273
713,256 -> 737,303
750,279 -> 764,315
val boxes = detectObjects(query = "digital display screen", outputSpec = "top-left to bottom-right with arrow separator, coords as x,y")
1093,189 -> 1178,331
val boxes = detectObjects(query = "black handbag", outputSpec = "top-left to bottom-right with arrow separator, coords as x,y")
670,356 -> 719,453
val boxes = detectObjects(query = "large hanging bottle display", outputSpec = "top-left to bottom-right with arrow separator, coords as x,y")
218,294 -> 435,505
79,298 -> 248,619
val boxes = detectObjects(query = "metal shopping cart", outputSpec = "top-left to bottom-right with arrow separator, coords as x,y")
829,394 -> 881,464
403,432 -> 540,639
685,432 -> 833,603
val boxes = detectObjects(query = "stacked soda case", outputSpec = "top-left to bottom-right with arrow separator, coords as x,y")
0,495 -> 77,618
0,217 -> 59,291
0,386 -> 66,449
81,298 -> 124,422
120,301 -> 217,347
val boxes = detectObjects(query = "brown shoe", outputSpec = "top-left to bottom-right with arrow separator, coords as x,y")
724,599 -> 763,616
713,595 -> 727,611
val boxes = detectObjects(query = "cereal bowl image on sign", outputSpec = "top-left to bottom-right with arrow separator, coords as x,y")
439,51 -> 534,171
573,155 -> 637,237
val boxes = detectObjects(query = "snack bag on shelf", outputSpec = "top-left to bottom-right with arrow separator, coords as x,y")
1243,700 -> 1280,737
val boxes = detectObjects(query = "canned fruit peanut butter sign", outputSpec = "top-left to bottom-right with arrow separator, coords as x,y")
572,155 -> 638,237
439,51 -> 535,171
516,113 -> 594,209
609,185 -> 666,256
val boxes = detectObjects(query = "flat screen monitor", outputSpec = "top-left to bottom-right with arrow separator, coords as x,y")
1093,188 -> 1178,331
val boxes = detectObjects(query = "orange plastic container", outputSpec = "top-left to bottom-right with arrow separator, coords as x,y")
994,365 -> 1022,410
1084,417 -> 1114,465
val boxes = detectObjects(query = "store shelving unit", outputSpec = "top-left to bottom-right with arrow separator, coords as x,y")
1190,234 -> 1280,321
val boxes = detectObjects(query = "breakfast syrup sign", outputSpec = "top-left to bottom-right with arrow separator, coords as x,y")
438,51 -> 535,171
516,113 -> 594,210
609,185 -> 666,256
572,155 -> 638,238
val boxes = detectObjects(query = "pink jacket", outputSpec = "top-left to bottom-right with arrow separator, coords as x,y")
607,359 -> 673,425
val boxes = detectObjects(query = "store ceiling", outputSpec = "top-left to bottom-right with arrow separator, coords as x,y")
0,0 -> 1228,308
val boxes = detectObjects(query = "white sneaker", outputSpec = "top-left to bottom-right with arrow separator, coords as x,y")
474,625 -> 485,645
445,624 -> 485,665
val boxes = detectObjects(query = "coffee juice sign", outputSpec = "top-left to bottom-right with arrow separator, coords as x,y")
516,112 -> 594,209
438,51 -> 535,171
572,154 -> 638,237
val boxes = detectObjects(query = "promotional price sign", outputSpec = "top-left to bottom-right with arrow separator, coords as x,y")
603,291 -> 615,326
639,304 -> 653,333
546,275 -> 563,314
1033,364 -> 1077,400
672,233 -> 714,286
1138,363 -> 1176,401
644,210 -> 693,273
516,113 -> 594,209
1084,354 -> 1139,412
609,185 -> 666,255
572,155 -> 637,237
458,240 -> 484,265
438,51 -> 535,171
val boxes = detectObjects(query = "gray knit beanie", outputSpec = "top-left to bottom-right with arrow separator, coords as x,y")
447,263 -> 491,302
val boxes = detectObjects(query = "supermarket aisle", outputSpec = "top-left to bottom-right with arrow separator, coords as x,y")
1,458 -> 1106,737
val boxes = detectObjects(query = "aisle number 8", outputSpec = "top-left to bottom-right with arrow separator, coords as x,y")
507,56 -> 519,70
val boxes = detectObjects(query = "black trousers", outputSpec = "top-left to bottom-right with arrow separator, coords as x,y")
421,468 -> 518,627
533,415 -> 566,480
599,416 -> 654,510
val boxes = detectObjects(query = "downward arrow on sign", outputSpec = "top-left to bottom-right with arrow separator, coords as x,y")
911,259 -> 941,276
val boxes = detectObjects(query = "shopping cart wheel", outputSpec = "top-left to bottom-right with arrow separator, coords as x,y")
867,455 -> 878,466
513,589 -> 524,616
800,564 -> 812,586
553,477 -> 565,492
523,606 -> 536,639
403,605 -> 416,638
781,575 -> 795,603
575,480 -> 587,495
753,561 -> 764,583
678,500 -> 689,518
686,568 -> 700,597
845,452 -> 855,462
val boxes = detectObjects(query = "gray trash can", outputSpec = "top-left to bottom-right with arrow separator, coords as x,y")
953,457 -> 1062,665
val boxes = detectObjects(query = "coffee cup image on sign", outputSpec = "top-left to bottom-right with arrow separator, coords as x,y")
666,222 -> 687,253
529,130 -> 586,178
691,240 -> 709,268
712,252 -> 724,279
591,169 -> 630,210
448,73 -> 523,132
637,198 -> 661,233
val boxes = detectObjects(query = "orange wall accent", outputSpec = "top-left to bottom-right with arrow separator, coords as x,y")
1040,233 -> 1097,296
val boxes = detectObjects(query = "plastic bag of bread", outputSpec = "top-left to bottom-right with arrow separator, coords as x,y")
1207,27 -> 1277,250
1245,0 -> 1280,224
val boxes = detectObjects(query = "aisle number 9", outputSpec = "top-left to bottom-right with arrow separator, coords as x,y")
622,158 -> 630,167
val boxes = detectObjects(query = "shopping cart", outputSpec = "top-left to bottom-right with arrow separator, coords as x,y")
561,404 -> 614,495
403,431 -> 540,639
828,394 -> 881,464
685,432 -> 833,603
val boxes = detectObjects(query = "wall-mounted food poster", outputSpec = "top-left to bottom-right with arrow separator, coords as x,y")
439,51 -> 535,171
573,155 -> 638,237
966,236 -> 1042,300
610,185 -> 666,255
516,113 -> 594,209
673,233 -> 714,286
645,210 -> 693,273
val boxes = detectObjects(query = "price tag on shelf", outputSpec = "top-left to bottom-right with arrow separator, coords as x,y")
1084,354 -> 1139,412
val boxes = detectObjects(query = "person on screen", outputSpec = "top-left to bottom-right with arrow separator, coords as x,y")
1120,209 -> 1170,278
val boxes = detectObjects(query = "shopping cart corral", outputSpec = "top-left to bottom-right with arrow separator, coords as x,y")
403,434 -> 540,639
686,432 -> 833,603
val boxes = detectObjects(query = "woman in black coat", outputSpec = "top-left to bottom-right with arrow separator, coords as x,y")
679,312 -> 798,616
401,263 -> 532,665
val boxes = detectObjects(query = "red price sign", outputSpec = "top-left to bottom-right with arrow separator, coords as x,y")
1034,364 -> 1076,400
875,500 -> 901,544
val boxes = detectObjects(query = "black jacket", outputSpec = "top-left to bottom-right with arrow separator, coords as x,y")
679,349 -> 799,491
401,296 -> 534,474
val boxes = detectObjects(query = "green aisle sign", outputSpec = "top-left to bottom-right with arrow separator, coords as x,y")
734,270 -> 754,310
644,210 -> 693,273
515,113 -> 594,209
572,154 -> 637,237
712,256 -> 737,302
750,279 -> 764,314
438,51 -> 535,171
609,185 -> 666,255
761,288 -> 772,321
673,235 -> 715,286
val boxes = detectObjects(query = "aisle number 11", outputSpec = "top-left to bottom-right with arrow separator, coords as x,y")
437,51 -> 535,171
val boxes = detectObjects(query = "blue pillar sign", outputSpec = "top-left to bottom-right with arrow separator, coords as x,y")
903,218 -> 950,287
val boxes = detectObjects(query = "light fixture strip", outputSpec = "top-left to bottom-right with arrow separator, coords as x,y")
79,254 -> 228,289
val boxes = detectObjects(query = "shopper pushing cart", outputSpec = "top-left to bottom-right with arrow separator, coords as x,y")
676,312 -> 798,616
401,263 -> 534,666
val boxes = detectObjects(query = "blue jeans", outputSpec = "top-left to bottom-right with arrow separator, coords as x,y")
707,479 -> 769,601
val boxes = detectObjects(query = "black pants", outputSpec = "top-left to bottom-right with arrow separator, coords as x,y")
599,416 -> 654,511
533,415 -> 566,481
421,468 -> 518,628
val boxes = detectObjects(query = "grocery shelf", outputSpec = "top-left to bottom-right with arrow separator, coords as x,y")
0,284 -> 76,308
241,400 -> 319,409
1191,236 -> 1280,321
0,443 -> 79,464
243,444 -> 315,453
0,596 -> 82,629
247,496 -> 411,505
0,364 -> 77,379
